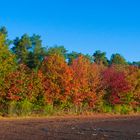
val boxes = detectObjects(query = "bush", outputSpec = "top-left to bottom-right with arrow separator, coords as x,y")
134,107 -> 140,113
60,102 -> 74,112
101,104 -> 113,113
8,100 -> 33,116
113,105 -> 122,114
120,105 -> 133,114
8,101 -> 19,116
19,100 -> 33,116
44,105 -> 54,115
113,105 -> 133,114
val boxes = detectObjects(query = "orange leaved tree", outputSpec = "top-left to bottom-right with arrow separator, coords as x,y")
40,54 -> 73,106
70,55 -> 104,108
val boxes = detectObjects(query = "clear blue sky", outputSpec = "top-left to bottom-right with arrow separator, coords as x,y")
0,0 -> 140,62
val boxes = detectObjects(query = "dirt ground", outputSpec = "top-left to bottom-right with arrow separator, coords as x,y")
0,115 -> 140,140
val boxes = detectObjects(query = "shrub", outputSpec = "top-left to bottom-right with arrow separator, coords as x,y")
134,107 -> 140,113
60,102 -> 73,112
19,100 -> 33,116
101,104 -> 113,113
43,105 -> 54,115
113,105 -> 122,114
8,101 -> 18,116
120,105 -> 133,114
8,100 -> 33,116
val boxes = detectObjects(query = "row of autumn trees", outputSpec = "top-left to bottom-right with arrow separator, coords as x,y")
0,26 -> 140,115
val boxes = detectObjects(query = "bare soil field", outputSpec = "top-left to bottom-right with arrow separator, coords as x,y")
0,114 -> 140,140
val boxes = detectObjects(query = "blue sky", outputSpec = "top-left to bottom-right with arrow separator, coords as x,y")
0,0 -> 140,62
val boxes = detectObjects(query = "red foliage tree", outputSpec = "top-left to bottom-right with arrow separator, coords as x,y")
3,64 -> 31,101
102,66 -> 131,105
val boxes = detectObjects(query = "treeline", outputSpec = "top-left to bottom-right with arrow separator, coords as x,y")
0,26 -> 140,116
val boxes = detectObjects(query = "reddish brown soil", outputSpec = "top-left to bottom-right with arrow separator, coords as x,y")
0,115 -> 140,140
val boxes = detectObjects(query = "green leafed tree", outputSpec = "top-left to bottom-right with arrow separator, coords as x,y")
12,34 -> 32,64
93,50 -> 108,66
110,53 -> 127,65
0,31 -> 16,81
46,45 -> 67,59
12,34 -> 46,69
0,26 -> 12,46
84,54 -> 94,63
0,26 -> 8,36
26,34 -> 46,69
67,51 -> 81,65
132,61 -> 140,68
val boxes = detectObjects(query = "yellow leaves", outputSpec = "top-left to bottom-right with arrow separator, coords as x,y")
0,34 -> 16,86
